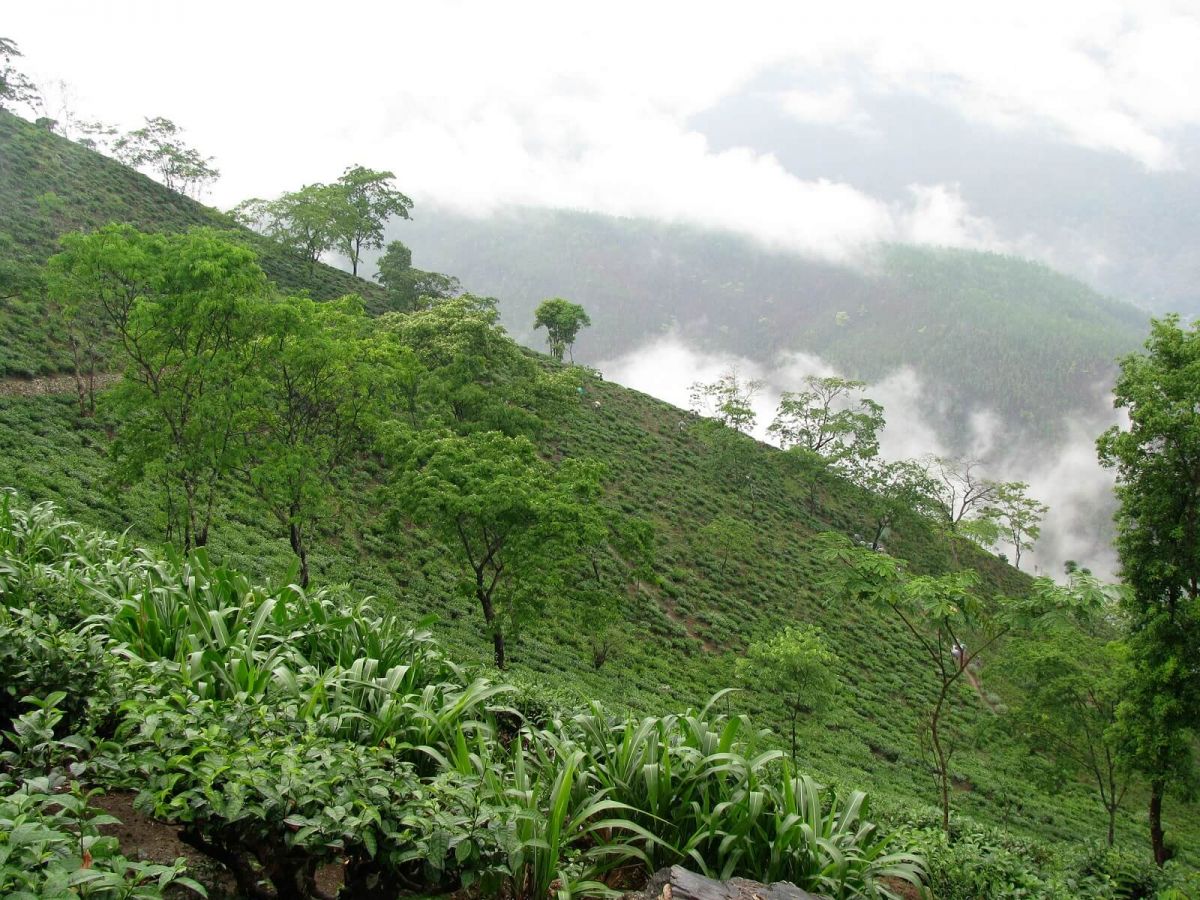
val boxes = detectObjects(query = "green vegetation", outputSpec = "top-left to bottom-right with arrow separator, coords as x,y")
0,107 -> 1197,897
534,297 -> 591,363
399,207 -> 1149,443
0,498 -> 923,899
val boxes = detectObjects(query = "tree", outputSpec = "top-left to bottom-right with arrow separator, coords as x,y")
533,297 -> 592,363
696,514 -> 755,577
113,117 -> 220,197
374,240 -> 461,312
852,456 -> 939,551
768,376 -> 884,470
385,295 -> 573,436
232,183 -> 340,270
387,429 -> 607,668
820,534 -> 1080,837
1096,314 -> 1200,865
998,592 -> 1135,847
0,37 -> 39,111
987,481 -> 1047,570
330,165 -> 413,276
928,456 -> 998,532
689,371 -> 762,434
735,625 -> 838,763
47,225 -> 267,550
241,295 -> 376,587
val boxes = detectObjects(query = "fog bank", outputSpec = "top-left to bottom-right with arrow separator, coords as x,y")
598,334 -> 1119,579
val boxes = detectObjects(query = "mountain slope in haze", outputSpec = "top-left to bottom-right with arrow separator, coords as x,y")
396,206 -> 1148,444
0,109 -> 387,377
0,108 -> 1195,878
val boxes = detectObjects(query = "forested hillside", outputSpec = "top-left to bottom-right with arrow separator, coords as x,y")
0,109 -> 387,377
399,207 -> 1148,442
1,109 -> 1197,898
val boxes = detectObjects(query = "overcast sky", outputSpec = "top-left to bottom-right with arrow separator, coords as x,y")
9,1 -> 1200,263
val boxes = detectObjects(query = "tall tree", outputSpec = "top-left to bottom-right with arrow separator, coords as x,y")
241,294 -> 376,587
0,37 -> 39,111
988,481 -> 1048,570
851,456 -> 939,551
735,625 -> 838,764
533,297 -> 591,363
768,376 -> 884,470
821,534 -> 1079,837
113,117 -> 219,197
929,456 -> 998,532
1096,314 -> 1200,865
998,591 -> 1135,847
689,371 -> 762,434
373,240 -> 461,312
47,225 -> 266,550
387,429 -> 607,668
232,183 -> 340,270
331,165 -> 413,276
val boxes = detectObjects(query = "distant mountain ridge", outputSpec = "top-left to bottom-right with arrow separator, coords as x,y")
396,206 -> 1148,445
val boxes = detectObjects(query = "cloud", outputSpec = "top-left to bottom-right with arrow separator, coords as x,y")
8,0 -> 1199,264
598,334 -> 1121,578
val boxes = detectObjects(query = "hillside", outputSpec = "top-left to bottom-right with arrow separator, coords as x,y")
0,110 -> 1196,894
0,108 -> 386,377
397,207 -> 1149,443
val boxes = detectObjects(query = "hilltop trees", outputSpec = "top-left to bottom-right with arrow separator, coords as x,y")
232,184 -> 340,271
534,297 -> 591,363
234,167 -> 413,276
331,165 -> 413,276
374,239 -> 461,312
987,481 -> 1047,570
769,376 -> 884,469
0,37 -> 39,111
1097,314 -> 1200,865
113,117 -> 219,197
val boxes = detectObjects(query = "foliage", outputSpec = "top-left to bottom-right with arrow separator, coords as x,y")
387,428 -> 608,668
0,773 -> 205,899
231,183 -> 341,269
534,297 -> 592,363
768,376 -> 883,470
0,37 -> 39,112
688,371 -> 761,434
374,239 -> 462,312
0,497 -> 925,899
48,225 -> 268,550
330,165 -> 413,276
1097,314 -> 1200,866
734,625 -> 838,763
113,117 -> 218,198
985,481 -> 1048,570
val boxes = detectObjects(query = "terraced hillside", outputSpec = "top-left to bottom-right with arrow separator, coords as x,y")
0,109 -> 1196,893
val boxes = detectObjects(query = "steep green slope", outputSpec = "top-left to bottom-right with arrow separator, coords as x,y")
0,109 -> 1195,885
0,109 -> 386,377
399,207 -> 1149,441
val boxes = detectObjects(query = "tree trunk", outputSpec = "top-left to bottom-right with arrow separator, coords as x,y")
290,519 -> 310,588
477,576 -> 506,669
931,683 -> 952,838
1150,779 -> 1168,866
1107,804 -> 1116,848
790,712 -> 797,765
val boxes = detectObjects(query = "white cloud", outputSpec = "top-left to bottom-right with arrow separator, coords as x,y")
6,0 -> 1199,260
599,334 -> 1121,578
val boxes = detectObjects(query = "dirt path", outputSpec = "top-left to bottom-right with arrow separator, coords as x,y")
0,372 -> 118,397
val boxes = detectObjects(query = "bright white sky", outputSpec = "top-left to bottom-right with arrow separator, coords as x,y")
9,1 -> 1200,260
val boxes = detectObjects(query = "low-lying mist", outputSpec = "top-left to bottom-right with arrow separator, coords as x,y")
598,334 -> 1120,580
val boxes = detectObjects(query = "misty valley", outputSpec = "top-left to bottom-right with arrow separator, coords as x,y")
2,13 -> 1200,900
